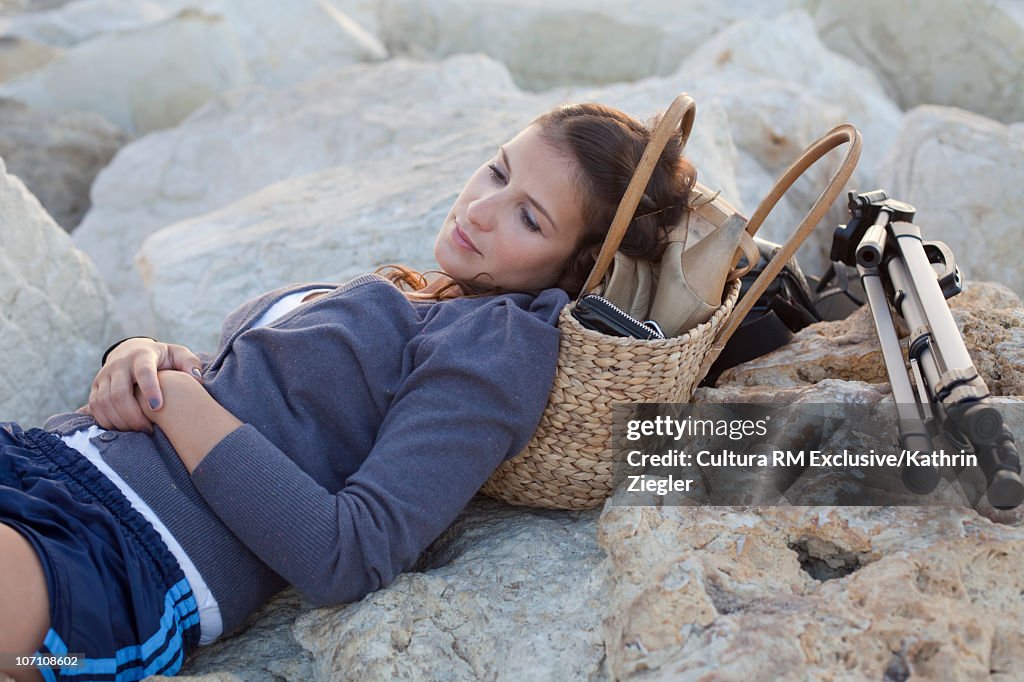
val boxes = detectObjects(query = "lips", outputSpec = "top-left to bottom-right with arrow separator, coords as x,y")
452,220 -> 481,255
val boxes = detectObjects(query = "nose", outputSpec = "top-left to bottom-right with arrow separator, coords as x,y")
466,195 -> 497,232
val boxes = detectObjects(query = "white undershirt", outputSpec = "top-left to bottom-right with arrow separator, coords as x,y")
58,288 -> 332,646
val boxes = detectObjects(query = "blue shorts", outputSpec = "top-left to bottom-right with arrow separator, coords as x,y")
0,423 -> 200,681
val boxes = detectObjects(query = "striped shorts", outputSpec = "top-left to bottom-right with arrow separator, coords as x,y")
0,423 -> 199,681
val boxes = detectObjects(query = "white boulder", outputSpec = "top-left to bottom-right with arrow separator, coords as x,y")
0,8 -> 251,133
377,0 -> 792,90
665,10 -> 904,272
876,106 -> 1024,298
0,156 -> 119,426
813,0 -> 1024,124
0,1 -> 388,134
0,0 -> 383,50
0,34 -> 59,81
0,0 -> 173,47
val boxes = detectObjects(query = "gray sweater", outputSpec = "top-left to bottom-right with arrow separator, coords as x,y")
45,274 -> 567,635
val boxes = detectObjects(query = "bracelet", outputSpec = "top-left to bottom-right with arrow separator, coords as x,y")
100,336 -> 156,367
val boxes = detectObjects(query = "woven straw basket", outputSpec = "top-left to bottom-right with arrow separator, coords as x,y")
479,278 -> 740,509
479,93 -> 861,510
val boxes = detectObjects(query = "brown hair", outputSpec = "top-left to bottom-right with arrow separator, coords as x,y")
381,102 -> 697,299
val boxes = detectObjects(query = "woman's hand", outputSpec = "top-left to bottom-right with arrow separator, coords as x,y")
84,338 -> 205,433
135,370 -> 242,472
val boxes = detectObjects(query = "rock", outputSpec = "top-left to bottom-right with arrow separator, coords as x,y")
0,96 -> 127,230
876,106 -> 1024,299
168,590 -> 316,682
0,0 -> 383,50
597,501 -> 1024,679
0,8 -> 251,133
673,10 -> 903,274
0,155 -> 119,427
0,0 -> 173,48
377,0 -> 792,91
289,499 -> 607,682
75,55 -> 543,332
680,11 -> 901,176
715,281 -> 1024,396
170,498 -> 607,681
813,0 -> 1024,125
0,34 -> 58,81
0,1 -> 388,134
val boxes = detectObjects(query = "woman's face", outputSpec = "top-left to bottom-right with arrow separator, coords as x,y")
435,125 -> 586,292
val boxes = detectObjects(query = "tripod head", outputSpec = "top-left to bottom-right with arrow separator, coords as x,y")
831,190 -> 962,300
831,190 -> 915,267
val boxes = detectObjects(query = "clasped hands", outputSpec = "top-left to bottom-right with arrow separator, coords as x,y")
77,338 -> 206,434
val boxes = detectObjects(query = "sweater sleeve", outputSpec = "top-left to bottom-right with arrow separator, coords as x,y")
188,290 -> 565,606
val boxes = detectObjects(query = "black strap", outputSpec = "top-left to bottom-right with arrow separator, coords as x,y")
100,336 -> 156,367
702,311 -> 794,386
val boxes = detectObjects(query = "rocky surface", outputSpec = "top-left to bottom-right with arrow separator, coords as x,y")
0,33 -> 57,80
0,96 -> 126,230
812,0 -> 1024,125
876,106 -> 1024,298
375,0 -> 791,91
0,0 -> 387,133
0,156 -> 118,426
598,502 -> 1024,680
155,499 -> 608,682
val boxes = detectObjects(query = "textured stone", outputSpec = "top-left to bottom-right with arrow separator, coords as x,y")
170,498 -> 608,681
813,0 -> 1024,124
0,34 -> 58,81
0,96 -> 126,230
0,156 -> 118,426
0,8 -> 251,133
674,10 -> 903,274
376,0 -> 792,91
0,0 -> 173,47
597,502 -> 1024,679
0,0 -> 382,49
876,106 -> 1024,300
0,0 -> 387,134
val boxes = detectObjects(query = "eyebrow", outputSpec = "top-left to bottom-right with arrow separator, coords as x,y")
500,146 -> 559,233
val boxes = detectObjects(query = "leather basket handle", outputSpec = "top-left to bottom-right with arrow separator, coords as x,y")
576,93 -> 696,303
699,123 -> 863,377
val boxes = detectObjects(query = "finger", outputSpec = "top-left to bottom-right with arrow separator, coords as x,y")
167,344 -> 204,381
107,368 -> 151,433
88,378 -> 113,429
89,379 -> 117,430
133,357 -> 164,411
76,404 -> 91,415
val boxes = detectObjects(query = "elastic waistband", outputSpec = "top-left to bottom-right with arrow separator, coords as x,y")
20,427 -> 186,593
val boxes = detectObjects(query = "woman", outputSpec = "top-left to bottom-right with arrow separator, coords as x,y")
0,102 -> 695,682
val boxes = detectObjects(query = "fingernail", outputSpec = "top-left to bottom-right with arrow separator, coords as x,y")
149,398 -> 160,410
192,368 -> 203,379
